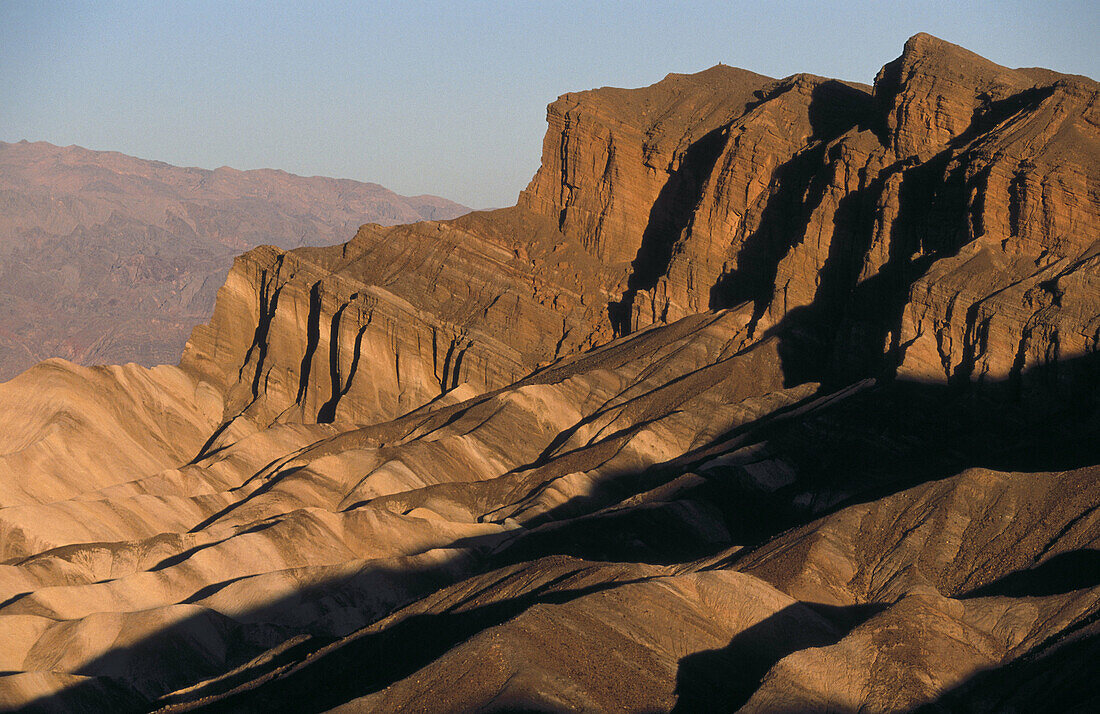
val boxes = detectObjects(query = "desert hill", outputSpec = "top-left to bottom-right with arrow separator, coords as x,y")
0,141 -> 469,380
0,34 -> 1096,712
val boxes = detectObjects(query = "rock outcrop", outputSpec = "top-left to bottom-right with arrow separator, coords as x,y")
0,35 -> 1096,713
519,32 -> 1100,390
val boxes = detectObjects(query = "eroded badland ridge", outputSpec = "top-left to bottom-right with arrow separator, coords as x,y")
0,141 -> 470,380
0,34 -> 1097,712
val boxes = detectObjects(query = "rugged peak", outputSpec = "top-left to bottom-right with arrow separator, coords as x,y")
519,65 -> 773,264
892,32 -> 1022,81
900,32 -> 969,58
661,63 -> 770,87
873,33 -> 1039,156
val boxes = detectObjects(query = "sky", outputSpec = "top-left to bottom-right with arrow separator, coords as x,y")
2,1 -> 1097,209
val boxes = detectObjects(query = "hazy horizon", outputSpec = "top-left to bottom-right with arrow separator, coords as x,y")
3,0 -> 1097,208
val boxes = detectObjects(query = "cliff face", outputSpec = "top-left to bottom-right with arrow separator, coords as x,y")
516,32 -> 1100,387
179,208 -> 623,428
518,65 -> 771,265
0,35 -> 1097,713
189,33 -> 1097,442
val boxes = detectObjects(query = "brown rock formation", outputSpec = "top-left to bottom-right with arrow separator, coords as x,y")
516,31 -> 1099,390
0,34 -> 1096,713
0,141 -> 469,380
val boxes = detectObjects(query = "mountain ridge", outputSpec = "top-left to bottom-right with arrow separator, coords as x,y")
0,140 -> 470,380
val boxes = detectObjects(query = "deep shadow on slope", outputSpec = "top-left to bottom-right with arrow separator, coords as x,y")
711,82 -> 1057,388
164,570 -> 657,713
960,549 -> 1100,599
672,602 -> 884,712
15,555 -> 662,713
709,81 -> 873,329
484,352 -> 1099,571
609,124 -> 729,336
15,352 -> 1099,713
612,79 -> 873,338
671,549 -> 1100,712
917,609 -> 1100,713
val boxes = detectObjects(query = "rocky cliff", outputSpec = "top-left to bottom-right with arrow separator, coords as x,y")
0,35 -> 1096,713
520,33 -> 1099,388
189,33 -> 1095,436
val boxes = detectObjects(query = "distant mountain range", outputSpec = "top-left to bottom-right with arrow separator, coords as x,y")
0,140 -> 469,379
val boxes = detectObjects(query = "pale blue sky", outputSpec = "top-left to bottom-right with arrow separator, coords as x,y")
2,1 -> 1096,208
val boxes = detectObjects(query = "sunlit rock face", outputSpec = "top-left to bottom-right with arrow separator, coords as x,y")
523,32 -> 1099,387
0,35 -> 1097,713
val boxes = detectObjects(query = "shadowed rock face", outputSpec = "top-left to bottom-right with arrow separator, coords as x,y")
0,141 -> 470,380
0,35 -> 1097,713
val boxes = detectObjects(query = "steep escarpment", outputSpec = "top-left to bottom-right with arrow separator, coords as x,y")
0,35 -> 1097,713
516,32 -> 1099,389
180,208 -> 623,430
177,33 -> 1097,435
519,65 -> 772,265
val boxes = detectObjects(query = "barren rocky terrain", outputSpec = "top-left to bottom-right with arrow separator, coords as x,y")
0,34 -> 1096,712
0,142 -> 469,380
